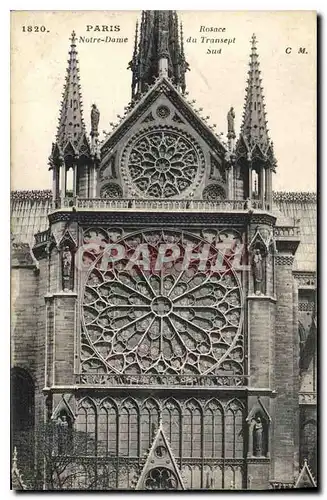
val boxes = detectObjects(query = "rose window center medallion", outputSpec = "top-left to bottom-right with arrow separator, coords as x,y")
81,229 -> 244,381
151,296 -> 173,317
122,129 -> 205,198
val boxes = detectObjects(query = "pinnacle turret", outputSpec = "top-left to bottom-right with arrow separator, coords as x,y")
239,34 -> 272,154
128,10 -> 189,99
55,31 -> 87,152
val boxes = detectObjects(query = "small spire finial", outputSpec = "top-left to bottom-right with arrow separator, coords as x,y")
12,447 -> 18,470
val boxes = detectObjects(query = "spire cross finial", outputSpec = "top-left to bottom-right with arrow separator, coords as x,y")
70,30 -> 76,45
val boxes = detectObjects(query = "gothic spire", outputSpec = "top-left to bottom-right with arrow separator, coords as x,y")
239,34 -> 271,153
55,31 -> 86,152
129,10 -> 189,99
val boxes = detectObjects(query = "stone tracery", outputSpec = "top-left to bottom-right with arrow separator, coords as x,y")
121,128 -> 205,198
81,228 -> 244,379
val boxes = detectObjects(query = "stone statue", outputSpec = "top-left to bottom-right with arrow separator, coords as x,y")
253,416 -> 264,456
91,104 -> 100,136
62,246 -> 72,291
252,248 -> 263,294
56,414 -> 69,454
227,107 -> 235,135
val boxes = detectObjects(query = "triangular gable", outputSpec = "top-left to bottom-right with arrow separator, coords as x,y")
235,134 -> 250,160
249,229 -> 269,253
63,140 -> 78,158
58,229 -> 78,250
294,460 -> 317,488
51,394 -> 75,422
246,397 -> 271,423
78,132 -> 91,157
251,142 -> 267,163
101,76 -> 226,160
135,423 -> 185,491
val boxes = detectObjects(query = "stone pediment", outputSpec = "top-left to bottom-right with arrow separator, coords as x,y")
101,76 -> 227,160
135,424 -> 185,490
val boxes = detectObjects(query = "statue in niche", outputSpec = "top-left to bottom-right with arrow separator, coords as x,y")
91,104 -> 100,136
62,246 -> 73,291
253,415 -> 264,457
56,413 -> 70,454
227,107 -> 235,135
252,248 -> 264,295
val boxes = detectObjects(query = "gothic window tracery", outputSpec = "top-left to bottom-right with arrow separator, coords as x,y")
119,399 -> 139,456
100,183 -> 122,199
202,184 -> 226,202
225,400 -> 244,458
81,229 -> 244,381
203,399 -> 224,457
183,400 -> 202,457
162,399 -> 181,457
98,398 -> 118,456
140,399 -> 160,453
144,467 -> 177,490
77,398 -> 97,455
121,128 -> 205,198
74,396 -> 245,489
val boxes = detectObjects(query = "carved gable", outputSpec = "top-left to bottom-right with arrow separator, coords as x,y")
135,425 -> 185,490
99,77 -> 227,200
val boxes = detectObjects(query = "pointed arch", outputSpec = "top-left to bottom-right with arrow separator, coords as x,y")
140,398 -> 160,454
76,397 -> 97,455
98,397 -> 118,457
203,399 -> 224,458
119,398 -> 139,457
225,399 -> 244,459
183,398 -> 203,458
162,398 -> 181,458
51,395 -> 75,424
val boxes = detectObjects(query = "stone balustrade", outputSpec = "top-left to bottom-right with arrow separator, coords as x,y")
274,226 -> 301,237
52,197 -> 270,212
34,229 -> 50,245
76,373 -> 248,387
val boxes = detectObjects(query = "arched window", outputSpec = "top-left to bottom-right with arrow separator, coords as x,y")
225,400 -> 244,458
98,398 -> 118,457
140,399 -> 160,454
162,399 -> 181,457
77,398 -> 97,455
119,399 -> 139,457
183,400 -> 202,458
204,400 -> 224,458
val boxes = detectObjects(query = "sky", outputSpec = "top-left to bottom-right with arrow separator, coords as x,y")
11,10 -> 316,192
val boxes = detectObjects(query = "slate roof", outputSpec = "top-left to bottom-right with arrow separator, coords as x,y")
10,190 -> 316,274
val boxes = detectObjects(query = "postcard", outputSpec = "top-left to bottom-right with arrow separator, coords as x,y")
11,10 -> 317,490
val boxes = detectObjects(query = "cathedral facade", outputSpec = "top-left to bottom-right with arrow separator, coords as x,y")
11,11 -> 317,490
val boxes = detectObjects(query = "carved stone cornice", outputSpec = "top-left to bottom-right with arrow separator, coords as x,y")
299,392 -> 316,405
48,210 -> 251,228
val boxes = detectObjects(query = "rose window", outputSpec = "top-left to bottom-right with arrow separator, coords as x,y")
122,129 -> 205,198
81,230 -> 244,378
